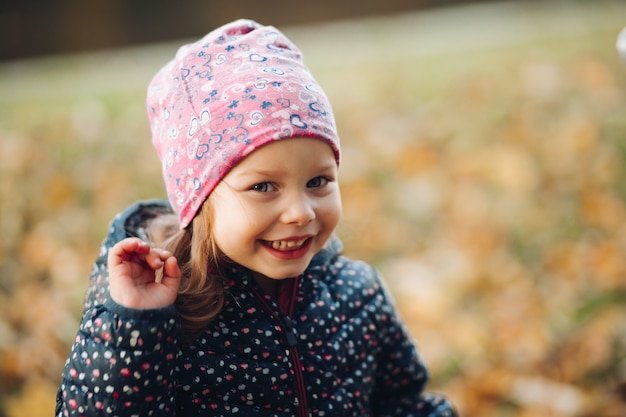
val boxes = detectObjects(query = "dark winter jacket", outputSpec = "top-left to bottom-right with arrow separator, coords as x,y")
56,200 -> 456,416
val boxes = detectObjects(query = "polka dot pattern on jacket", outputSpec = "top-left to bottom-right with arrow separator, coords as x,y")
56,200 -> 457,417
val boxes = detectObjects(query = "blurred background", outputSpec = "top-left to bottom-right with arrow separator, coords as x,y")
1,0 -> 626,415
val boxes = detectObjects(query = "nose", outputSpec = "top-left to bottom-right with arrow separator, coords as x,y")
280,192 -> 315,226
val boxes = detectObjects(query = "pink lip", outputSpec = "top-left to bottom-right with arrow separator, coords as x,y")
260,236 -> 313,260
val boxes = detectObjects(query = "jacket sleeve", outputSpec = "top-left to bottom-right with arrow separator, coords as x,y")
82,199 -> 174,312
56,200 -> 181,417
56,299 -> 181,417
367,267 -> 457,417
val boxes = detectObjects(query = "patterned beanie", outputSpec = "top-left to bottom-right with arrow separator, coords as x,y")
147,19 -> 341,229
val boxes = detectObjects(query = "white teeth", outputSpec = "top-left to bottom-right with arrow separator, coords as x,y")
270,239 -> 307,251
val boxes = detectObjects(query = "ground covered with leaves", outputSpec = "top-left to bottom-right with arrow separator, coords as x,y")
1,1 -> 625,416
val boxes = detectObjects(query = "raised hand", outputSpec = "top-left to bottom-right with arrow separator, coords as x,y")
108,237 -> 182,310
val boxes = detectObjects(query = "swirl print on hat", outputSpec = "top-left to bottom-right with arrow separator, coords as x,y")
147,19 -> 341,228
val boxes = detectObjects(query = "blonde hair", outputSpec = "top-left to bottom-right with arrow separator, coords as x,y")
147,202 -> 225,345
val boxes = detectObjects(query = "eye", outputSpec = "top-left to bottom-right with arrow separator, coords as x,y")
306,176 -> 329,188
251,182 -> 276,192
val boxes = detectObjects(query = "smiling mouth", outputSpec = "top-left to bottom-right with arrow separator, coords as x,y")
263,238 -> 309,251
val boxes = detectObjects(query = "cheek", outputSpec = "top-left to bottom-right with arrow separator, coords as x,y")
212,221 -> 255,263
210,201 -> 263,256
320,194 -> 342,231
209,197 -> 243,253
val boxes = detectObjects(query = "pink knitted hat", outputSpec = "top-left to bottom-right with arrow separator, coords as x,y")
147,19 -> 341,229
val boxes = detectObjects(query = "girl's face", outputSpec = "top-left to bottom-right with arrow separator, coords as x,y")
209,138 -> 341,284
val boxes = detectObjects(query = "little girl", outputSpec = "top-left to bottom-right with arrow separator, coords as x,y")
56,19 -> 456,416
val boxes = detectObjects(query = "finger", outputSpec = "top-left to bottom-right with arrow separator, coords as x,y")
108,238 -> 135,268
150,249 -> 176,284
108,239 -> 155,279
154,248 -> 173,260
124,239 -> 151,256
110,238 -> 149,261
144,249 -> 165,271
162,256 -> 182,283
